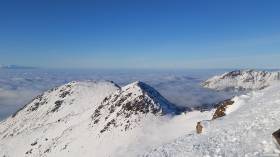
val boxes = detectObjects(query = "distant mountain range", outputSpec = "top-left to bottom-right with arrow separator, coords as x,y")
202,69 -> 280,91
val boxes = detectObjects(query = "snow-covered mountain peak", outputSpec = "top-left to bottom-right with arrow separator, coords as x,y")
0,81 -> 120,140
202,69 -> 280,91
12,80 -> 120,118
91,81 -> 184,134
0,80 -> 188,157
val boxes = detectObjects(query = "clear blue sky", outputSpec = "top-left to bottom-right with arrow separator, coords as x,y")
0,0 -> 280,69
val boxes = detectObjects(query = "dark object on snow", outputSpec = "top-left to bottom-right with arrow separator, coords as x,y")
31,141 -> 37,146
196,121 -> 203,134
212,99 -> 234,120
272,129 -> 280,146
51,100 -> 63,112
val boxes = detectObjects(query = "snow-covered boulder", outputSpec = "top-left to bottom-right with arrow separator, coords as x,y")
202,69 -> 280,91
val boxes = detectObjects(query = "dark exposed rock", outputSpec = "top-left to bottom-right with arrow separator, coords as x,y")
92,81 -> 186,134
12,94 -> 45,117
93,119 -> 99,124
44,148 -> 50,153
51,100 -> 63,112
212,99 -> 234,120
272,129 -> 280,146
59,91 -> 70,98
222,70 -> 242,79
100,119 -> 116,133
29,102 -> 40,111
27,95 -> 48,112
62,144 -> 68,150
25,149 -> 32,154
31,141 -> 37,146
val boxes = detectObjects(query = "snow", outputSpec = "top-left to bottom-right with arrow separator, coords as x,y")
0,81 -> 120,157
202,69 -> 280,91
0,68 -> 231,120
1,71 -> 280,157
0,80 -> 211,157
143,82 -> 280,157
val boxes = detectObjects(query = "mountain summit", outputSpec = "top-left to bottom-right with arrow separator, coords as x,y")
91,81 -> 184,134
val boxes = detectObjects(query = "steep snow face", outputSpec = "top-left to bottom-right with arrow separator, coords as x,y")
0,81 -> 120,136
0,81 -> 120,157
0,80 -> 191,157
143,83 -> 280,157
202,69 -> 280,91
91,81 -> 184,134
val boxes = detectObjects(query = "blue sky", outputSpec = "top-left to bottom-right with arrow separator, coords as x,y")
0,0 -> 279,69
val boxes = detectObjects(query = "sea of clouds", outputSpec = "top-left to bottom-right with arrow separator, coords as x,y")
0,68 -> 234,120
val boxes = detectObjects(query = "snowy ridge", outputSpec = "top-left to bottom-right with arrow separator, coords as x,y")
91,81 -> 184,134
2,72 -> 280,157
202,69 -> 280,91
0,81 -> 120,138
143,83 -> 280,157
0,80 -> 187,157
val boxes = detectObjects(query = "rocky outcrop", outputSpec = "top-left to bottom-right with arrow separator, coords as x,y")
195,99 -> 235,134
273,129 -> 280,147
212,99 -> 234,120
91,81 -> 186,133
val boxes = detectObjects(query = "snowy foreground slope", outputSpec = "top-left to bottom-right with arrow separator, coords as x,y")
1,71 -> 280,157
0,80 -> 205,157
202,69 -> 280,91
143,83 -> 280,157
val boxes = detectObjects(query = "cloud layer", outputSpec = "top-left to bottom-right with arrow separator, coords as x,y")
0,69 -> 232,120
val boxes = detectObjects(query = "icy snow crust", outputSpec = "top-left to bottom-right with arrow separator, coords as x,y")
202,69 -> 280,91
144,83 -> 280,157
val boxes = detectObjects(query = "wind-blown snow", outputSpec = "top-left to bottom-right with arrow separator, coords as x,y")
143,82 -> 280,157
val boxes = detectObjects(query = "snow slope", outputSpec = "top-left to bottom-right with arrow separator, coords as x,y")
202,69 -> 280,91
3,71 -> 279,157
0,80 -> 120,156
143,82 -> 280,157
0,80 -> 196,157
